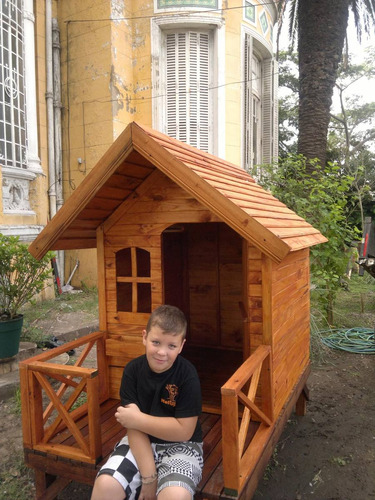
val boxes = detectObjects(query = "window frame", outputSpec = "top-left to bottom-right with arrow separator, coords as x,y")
151,15 -> 225,157
116,247 -> 152,314
242,27 -> 278,171
154,0 -> 221,14
0,0 -> 27,170
164,28 -> 212,152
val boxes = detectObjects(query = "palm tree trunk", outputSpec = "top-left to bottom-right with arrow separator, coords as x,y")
297,0 -> 350,170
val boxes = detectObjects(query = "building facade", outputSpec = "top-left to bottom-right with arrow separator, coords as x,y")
0,0 -> 278,286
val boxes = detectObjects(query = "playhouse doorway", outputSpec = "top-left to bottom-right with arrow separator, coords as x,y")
162,222 -> 244,411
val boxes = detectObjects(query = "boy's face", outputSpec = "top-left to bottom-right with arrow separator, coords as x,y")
142,325 -> 185,373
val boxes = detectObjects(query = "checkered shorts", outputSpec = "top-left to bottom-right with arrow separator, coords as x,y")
97,435 -> 204,499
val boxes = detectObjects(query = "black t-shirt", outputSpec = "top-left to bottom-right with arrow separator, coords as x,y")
120,354 -> 202,443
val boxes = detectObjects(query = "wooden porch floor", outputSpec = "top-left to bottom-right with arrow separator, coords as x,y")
25,399 -> 259,500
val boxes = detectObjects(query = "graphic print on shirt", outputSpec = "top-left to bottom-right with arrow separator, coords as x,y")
161,384 -> 179,407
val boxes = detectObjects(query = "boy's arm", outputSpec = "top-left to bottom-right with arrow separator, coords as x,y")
116,404 -> 198,442
127,429 -> 158,499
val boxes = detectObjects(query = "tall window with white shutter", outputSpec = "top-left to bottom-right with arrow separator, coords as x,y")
243,32 -> 278,171
164,30 -> 212,153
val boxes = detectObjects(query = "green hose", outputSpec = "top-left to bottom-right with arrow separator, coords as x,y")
320,327 -> 375,354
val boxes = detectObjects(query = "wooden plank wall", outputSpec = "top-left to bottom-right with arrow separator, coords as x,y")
246,246 -> 311,418
246,245 -> 264,355
268,249 -> 311,417
102,171 -> 245,398
187,223 -> 243,349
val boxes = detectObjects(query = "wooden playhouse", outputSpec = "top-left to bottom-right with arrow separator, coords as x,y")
20,122 -> 327,499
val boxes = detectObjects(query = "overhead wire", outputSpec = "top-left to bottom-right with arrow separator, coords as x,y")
63,0 -> 282,186
64,1 -> 283,24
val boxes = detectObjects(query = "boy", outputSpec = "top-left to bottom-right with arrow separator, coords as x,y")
91,305 -> 203,500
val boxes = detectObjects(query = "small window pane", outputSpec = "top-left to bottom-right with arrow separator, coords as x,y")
136,248 -> 150,277
116,248 -> 132,276
137,283 -> 151,313
117,282 -> 132,312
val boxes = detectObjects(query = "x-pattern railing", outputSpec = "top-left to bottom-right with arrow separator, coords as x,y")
20,331 -> 107,464
221,344 -> 274,496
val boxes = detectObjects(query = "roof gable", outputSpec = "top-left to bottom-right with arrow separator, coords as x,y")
29,122 -> 327,263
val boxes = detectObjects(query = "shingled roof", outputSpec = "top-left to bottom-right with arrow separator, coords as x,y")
29,122 -> 327,263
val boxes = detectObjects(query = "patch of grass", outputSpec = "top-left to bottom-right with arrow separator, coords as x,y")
9,388 -> 22,416
70,392 -> 88,411
331,455 -> 353,467
310,307 -> 333,364
20,287 -> 98,345
262,442 -> 288,482
332,274 -> 375,329
0,451 -> 35,500
310,274 -> 375,361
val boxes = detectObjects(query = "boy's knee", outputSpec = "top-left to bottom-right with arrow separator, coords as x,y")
91,474 -> 125,500
157,485 -> 192,500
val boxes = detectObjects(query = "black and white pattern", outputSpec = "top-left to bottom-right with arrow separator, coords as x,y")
155,442 -> 203,496
97,436 -> 203,499
97,436 -> 142,500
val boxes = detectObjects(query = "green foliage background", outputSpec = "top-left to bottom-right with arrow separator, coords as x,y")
254,155 -> 358,322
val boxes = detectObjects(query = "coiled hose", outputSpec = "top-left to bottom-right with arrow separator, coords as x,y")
321,327 -> 375,354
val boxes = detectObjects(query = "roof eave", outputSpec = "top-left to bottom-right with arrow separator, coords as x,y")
29,125 -> 134,260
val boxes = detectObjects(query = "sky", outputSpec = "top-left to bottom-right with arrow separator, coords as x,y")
277,12 -> 375,110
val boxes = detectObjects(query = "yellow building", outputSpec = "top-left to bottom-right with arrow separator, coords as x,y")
0,0 -> 278,287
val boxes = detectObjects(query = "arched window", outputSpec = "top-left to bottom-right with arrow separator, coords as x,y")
116,247 -> 152,313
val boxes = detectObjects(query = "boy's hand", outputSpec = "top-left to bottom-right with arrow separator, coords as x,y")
139,481 -> 157,500
115,403 -> 141,429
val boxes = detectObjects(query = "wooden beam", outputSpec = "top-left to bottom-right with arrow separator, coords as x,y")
102,168 -> 161,233
221,345 -> 271,396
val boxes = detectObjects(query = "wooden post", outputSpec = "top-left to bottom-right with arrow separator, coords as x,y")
19,363 -> 32,448
260,350 -> 274,422
28,370 -> 44,444
221,391 -> 240,496
87,374 -> 102,460
295,385 -> 309,416
97,225 -> 107,332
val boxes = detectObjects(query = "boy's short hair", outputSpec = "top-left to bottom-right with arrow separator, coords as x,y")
146,305 -> 187,338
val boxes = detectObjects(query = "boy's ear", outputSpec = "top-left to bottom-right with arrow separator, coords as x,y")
178,338 -> 186,353
142,329 -> 147,346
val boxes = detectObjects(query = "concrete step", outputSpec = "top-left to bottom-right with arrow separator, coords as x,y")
0,342 -> 38,375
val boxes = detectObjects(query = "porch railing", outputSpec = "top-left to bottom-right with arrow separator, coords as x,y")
221,344 -> 274,496
20,331 -> 108,464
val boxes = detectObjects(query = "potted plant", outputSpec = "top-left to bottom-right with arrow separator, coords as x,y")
0,234 -> 53,359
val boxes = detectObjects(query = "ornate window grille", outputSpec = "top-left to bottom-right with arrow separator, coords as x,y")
0,0 -> 27,170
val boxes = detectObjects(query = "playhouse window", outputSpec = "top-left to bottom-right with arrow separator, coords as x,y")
116,247 -> 152,313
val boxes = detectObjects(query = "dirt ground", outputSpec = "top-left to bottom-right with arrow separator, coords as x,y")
1,326 -> 374,499
253,350 -> 375,500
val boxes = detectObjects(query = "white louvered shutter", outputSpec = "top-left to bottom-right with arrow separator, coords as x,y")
166,31 -> 210,152
262,58 -> 278,163
244,33 -> 253,170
